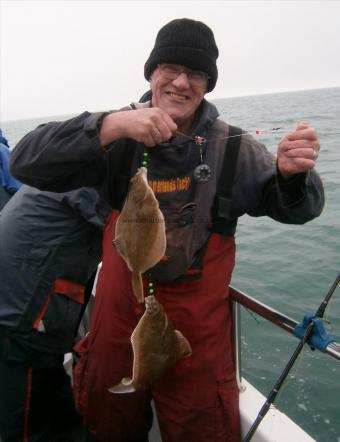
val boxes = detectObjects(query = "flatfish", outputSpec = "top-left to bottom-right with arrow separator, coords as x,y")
109,295 -> 192,394
113,167 -> 166,303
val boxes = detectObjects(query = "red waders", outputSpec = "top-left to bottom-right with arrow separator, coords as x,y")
73,211 -> 241,442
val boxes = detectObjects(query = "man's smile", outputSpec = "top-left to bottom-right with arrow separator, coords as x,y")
165,91 -> 190,102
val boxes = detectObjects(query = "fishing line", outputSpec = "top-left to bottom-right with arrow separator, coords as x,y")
175,127 -> 340,146
273,342 -> 307,405
173,127 -> 284,183
175,126 -> 284,145
244,307 -> 261,324
320,282 -> 340,327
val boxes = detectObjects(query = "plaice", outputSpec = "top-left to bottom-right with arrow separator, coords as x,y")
109,296 -> 192,394
113,167 -> 166,302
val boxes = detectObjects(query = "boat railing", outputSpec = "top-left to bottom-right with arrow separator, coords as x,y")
229,285 -> 340,388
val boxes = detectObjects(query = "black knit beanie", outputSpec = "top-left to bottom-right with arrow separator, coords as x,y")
144,18 -> 219,92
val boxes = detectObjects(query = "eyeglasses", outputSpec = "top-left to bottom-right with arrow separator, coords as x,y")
157,64 -> 210,86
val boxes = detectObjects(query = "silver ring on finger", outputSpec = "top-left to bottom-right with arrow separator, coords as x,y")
312,149 -> 319,160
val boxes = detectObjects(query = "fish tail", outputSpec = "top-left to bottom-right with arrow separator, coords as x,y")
131,272 -> 144,303
108,378 -> 136,394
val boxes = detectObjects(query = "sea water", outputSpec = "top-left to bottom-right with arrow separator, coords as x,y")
2,87 -> 339,441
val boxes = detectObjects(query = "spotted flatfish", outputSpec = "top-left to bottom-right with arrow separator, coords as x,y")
113,167 -> 166,303
109,295 -> 192,393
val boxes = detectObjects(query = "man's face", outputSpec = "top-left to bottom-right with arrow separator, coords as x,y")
150,64 -> 208,131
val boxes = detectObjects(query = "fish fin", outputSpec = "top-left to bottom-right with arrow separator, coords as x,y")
175,330 -> 192,358
108,377 -> 136,394
112,237 -> 123,254
131,272 -> 144,303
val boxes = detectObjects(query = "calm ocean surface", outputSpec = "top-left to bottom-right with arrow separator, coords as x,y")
2,87 -> 339,441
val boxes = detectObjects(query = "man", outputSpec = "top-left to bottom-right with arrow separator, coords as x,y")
10,18 -> 323,442
0,185 -> 110,441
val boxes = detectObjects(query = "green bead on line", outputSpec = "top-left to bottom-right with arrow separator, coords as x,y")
142,150 -> 149,167
148,281 -> 154,296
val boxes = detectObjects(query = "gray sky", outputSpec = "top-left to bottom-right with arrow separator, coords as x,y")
1,0 -> 340,121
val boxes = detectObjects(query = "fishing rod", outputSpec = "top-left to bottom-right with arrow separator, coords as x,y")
243,271 -> 340,442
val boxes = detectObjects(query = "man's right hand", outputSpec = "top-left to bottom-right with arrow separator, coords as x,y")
99,108 -> 177,147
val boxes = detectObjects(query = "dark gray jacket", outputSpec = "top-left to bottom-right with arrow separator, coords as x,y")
0,185 -> 110,354
9,99 -> 324,226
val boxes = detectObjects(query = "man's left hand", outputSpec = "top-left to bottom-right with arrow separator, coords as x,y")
277,121 -> 320,178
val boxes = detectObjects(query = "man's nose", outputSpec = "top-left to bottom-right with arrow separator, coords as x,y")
172,71 -> 190,88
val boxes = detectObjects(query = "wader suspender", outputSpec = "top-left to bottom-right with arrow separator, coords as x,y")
212,124 -> 242,235
115,125 -> 242,235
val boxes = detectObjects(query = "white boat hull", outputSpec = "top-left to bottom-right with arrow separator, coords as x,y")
239,378 -> 315,441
